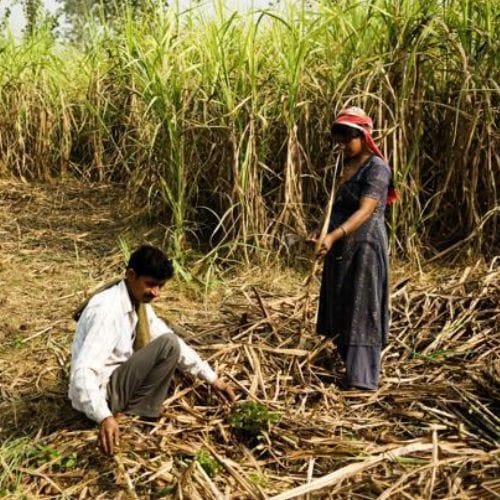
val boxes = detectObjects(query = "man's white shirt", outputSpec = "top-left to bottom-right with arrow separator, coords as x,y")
69,280 -> 217,423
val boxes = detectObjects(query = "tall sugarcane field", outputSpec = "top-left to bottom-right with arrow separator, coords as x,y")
0,0 -> 498,498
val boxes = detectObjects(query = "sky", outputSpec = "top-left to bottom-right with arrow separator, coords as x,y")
0,0 -> 274,36
0,0 -> 58,34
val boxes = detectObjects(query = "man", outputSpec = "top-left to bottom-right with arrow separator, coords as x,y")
69,244 -> 235,455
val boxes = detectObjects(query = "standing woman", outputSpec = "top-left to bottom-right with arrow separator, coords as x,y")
315,106 -> 397,390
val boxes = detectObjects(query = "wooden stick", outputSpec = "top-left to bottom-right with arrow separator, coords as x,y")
252,286 -> 281,341
203,443 -> 262,499
195,461 -> 225,500
114,453 -> 139,500
298,155 -> 341,341
426,427 -> 439,500
269,441 -> 433,500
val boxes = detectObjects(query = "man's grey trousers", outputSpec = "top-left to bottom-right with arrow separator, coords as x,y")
106,333 -> 180,418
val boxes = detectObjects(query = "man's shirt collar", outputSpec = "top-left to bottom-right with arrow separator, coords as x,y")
118,279 -> 135,316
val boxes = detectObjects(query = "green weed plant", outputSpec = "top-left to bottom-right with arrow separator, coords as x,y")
195,449 -> 220,477
229,401 -> 280,438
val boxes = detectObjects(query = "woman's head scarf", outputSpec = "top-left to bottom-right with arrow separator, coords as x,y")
333,106 -> 398,205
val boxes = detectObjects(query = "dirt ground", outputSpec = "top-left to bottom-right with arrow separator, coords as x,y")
0,180 -> 129,433
0,179 -> 498,499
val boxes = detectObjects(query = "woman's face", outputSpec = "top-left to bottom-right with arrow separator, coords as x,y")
331,125 -> 365,159
338,135 -> 364,158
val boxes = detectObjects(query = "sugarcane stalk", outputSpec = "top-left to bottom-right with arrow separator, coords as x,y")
298,154 -> 341,341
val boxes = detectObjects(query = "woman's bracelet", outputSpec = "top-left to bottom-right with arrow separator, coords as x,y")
339,225 -> 348,237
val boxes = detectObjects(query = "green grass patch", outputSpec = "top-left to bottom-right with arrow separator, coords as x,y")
229,401 -> 280,437
195,449 -> 220,477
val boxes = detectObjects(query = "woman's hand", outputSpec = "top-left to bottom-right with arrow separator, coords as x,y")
307,232 -> 337,258
305,233 -> 319,245
316,232 -> 337,258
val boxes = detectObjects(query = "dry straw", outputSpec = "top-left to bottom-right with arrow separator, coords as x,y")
0,179 -> 498,497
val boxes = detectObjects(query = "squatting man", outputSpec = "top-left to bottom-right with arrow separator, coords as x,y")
69,245 -> 236,455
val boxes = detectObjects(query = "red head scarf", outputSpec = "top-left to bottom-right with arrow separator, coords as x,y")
333,107 -> 398,205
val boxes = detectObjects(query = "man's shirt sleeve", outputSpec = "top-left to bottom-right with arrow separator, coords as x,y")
176,336 -> 217,384
147,306 -> 217,384
70,306 -> 119,423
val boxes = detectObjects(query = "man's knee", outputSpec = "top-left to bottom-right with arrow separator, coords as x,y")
155,333 -> 181,363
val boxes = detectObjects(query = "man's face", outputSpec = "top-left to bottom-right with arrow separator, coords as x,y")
125,269 -> 167,304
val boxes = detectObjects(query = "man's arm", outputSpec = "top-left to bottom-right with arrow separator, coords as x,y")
148,307 -> 236,402
70,307 -> 119,423
176,337 -> 236,402
71,307 -> 123,455
72,361 -> 120,455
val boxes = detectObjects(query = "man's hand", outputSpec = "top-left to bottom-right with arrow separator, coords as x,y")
212,378 -> 237,404
99,416 -> 120,456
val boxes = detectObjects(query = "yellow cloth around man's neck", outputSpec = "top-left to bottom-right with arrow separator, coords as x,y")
134,303 -> 151,351
73,278 -> 151,352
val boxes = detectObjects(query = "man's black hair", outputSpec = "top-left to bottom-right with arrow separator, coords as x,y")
127,245 -> 174,281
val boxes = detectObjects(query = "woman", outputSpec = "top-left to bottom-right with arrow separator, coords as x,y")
315,106 -> 396,390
